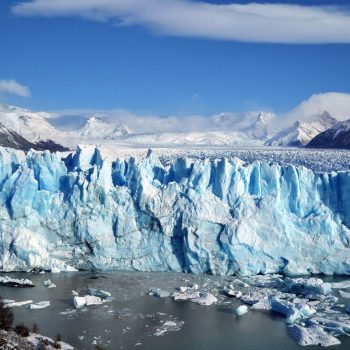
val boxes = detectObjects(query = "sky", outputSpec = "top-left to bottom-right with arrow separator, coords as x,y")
1,0 -> 350,118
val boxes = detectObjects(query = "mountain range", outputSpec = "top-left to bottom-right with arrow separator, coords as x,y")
0,104 -> 347,151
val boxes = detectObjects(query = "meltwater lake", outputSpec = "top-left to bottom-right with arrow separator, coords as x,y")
1,272 -> 350,350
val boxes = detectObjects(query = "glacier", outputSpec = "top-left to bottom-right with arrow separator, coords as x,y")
0,145 -> 350,276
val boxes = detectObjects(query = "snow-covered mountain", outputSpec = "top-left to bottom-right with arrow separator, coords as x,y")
0,104 -> 344,150
266,111 -> 337,147
307,119 -> 350,149
74,116 -> 130,140
0,121 -> 68,152
0,104 -> 60,142
243,112 -> 276,140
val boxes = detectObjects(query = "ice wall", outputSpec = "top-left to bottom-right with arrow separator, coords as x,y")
0,146 -> 349,276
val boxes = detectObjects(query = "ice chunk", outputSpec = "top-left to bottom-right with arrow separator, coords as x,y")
309,317 -> 350,336
73,295 -> 102,308
251,298 -> 272,310
285,278 -> 332,296
235,305 -> 248,316
0,276 -> 34,288
271,298 -> 301,324
85,295 -> 103,306
331,281 -> 350,289
173,290 -> 201,301
223,286 -> 242,298
73,296 -> 86,309
71,290 -> 79,296
153,319 -> 184,336
148,288 -> 170,298
88,288 -> 111,298
232,279 -> 250,288
5,300 -> 33,307
191,293 -> 217,306
339,290 -> 350,299
296,303 -> 316,318
28,301 -> 50,309
346,305 -> 350,314
240,292 -> 264,306
288,324 -> 341,347
43,279 -> 56,288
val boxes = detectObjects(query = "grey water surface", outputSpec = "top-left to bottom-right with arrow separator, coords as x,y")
0,272 -> 349,350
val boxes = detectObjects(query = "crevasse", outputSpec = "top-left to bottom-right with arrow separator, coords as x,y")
0,146 -> 349,276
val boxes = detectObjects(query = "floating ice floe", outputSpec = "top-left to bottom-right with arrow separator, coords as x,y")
73,295 -> 102,308
235,305 -> 248,316
191,292 -> 217,306
148,288 -> 171,298
4,300 -> 33,308
71,290 -> 79,296
153,320 -> 184,336
43,279 -> 56,288
173,290 -> 201,301
288,324 -> 341,347
285,278 -> 332,296
271,298 -> 301,324
223,286 -> 242,298
339,290 -> 350,299
309,317 -> 350,336
27,301 -> 50,309
0,276 -> 34,288
250,298 -> 272,311
331,281 -> 350,289
88,288 -> 111,298
240,291 -> 265,306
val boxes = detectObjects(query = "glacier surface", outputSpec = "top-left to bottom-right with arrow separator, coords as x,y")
0,145 -> 350,275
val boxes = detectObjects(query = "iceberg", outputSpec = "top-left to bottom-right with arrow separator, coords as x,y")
235,305 -> 248,316
0,146 -> 349,275
73,295 -> 102,308
148,288 -> 171,298
43,279 -> 56,288
190,292 -> 217,306
288,324 -> 341,347
0,276 -> 34,287
271,298 -> 301,324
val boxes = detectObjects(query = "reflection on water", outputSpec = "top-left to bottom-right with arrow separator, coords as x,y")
0,271 -> 349,350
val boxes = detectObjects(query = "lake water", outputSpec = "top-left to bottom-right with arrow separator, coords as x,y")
0,271 -> 349,350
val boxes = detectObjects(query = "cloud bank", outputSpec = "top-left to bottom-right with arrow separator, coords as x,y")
48,92 -> 350,133
286,92 -> 350,122
0,80 -> 31,97
12,0 -> 350,44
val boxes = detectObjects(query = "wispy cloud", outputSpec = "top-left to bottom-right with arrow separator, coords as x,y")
12,0 -> 350,44
0,79 -> 31,97
286,92 -> 350,122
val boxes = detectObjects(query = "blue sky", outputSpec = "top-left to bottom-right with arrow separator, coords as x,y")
1,0 -> 350,116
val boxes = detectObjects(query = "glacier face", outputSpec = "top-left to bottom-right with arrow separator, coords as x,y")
0,146 -> 349,276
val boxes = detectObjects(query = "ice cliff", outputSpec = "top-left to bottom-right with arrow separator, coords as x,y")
0,146 -> 349,276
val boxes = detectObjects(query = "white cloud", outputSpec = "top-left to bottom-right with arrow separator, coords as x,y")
12,0 -> 350,44
286,92 -> 350,122
49,92 -> 350,134
0,80 -> 31,97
